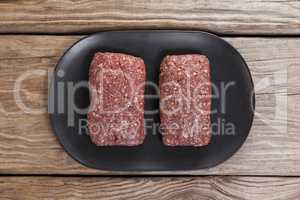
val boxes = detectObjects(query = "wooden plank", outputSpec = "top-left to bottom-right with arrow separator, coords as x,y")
0,36 -> 300,175
1,176 -> 300,199
0,0 -> 300,34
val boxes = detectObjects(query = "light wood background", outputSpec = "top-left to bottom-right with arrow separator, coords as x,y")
0,0 -> 300,199
0,0 -> 299,35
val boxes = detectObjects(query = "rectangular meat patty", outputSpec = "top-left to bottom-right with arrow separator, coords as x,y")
159,54 -> 211,146
88,52 -> 146,146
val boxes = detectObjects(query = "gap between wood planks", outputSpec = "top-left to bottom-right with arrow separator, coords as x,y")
1,174 -> 300,178
1,31 -> 300,38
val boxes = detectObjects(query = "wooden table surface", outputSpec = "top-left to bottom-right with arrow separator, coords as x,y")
0,0 -> 300,199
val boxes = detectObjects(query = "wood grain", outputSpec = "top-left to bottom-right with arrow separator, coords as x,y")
1,176 -> 300,199
0,0 -> 300,34
0,36 -> 300,175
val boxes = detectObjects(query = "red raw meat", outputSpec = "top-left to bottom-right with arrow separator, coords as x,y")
88,53 -> 145,146
159,54 -> 211,146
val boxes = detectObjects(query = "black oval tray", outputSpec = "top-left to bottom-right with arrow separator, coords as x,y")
49,30 -> 255,171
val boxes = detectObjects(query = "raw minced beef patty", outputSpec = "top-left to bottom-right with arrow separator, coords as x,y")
159,54 -> 211,146
88,52 -> 146,146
